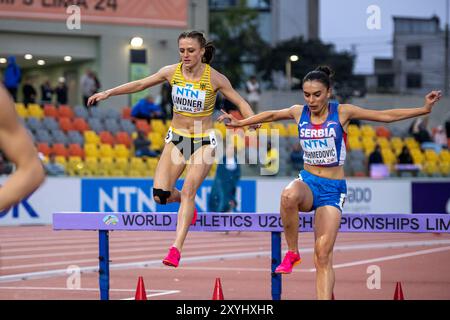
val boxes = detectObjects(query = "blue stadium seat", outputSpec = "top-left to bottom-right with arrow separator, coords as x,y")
88,118 -> 104,134
74,105 -> 90,119
67,130 -> 84,145
43,117 -> 59,131
26,117 -> 43,132
51,129 -> 69,145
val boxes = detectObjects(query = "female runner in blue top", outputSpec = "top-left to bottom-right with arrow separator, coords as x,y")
218,66 -> 442,299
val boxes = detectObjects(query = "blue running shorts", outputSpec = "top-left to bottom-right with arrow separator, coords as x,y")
298,170 -> 347,212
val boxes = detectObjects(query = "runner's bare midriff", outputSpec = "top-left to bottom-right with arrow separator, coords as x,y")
171,112 -> 214,134
304,164 -> 345,180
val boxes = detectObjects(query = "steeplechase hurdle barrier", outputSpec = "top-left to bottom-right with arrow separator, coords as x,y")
52,212 -> 450,300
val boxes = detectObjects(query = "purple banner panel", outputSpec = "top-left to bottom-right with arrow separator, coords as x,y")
412,182 -> 450,214
53,212 -> 450,233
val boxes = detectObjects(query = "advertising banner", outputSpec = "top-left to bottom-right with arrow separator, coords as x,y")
0,177 -> 80,226
257,179 -> 411,214
0,0 -> 188,28
412,181 -> 450,214
81,178 -> 256,213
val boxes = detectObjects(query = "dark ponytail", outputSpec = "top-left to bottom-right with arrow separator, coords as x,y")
178,30 -> 216,64
303,65 -> 334,89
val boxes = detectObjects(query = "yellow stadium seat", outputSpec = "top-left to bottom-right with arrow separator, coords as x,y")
28,104 -> 44,119
411,149 -> 424,165
348,136 -> 362,150
271,123 -> 288,137
148,132 -> 164,151
85,157 -> 99,174
440,150 -> 450,162
146,157 -> 159,170
115,157 -> 129,171
362,136 -> 375,153
15,103 -> 29,118
404,137 -> 419,150
110,169 -> 126,177
347,124 -> 361,137
439,161 -> 449,176
361,125 -> 375,138
381,149 -> 396,165
165,120 -> 172,132
287,123 -> 298,137
96,168 -> 110,177
391,137 -> 404,147
99,144 -> 114,158
258,123 -> 271,136
55,156 -> 67,169
130,157 -> 146,173
140,170 -> 153,177
376,137 -> 390,149
99,157 -> 114,171
84,144 -> 99,158
84,131 -> 100,145
423,161 -> 439,175
114,144 -> 130,159
128,170 -> 142,177
67,156 -> 87,176
150,119 -> 166,135
424,149 -> 439,163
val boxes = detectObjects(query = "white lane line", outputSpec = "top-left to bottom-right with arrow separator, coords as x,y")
332,245 -> 450,270
0,232 -> 242,246
0,286 -> 180,298
0,235 -> 269,255
2,238 -> 448,268
1,240 -> 450,283
0,286 -> 135,292
0,242 -> 269,269
0,238 -> 268,260
121,290 -> 180,300
0,247 -> 269,272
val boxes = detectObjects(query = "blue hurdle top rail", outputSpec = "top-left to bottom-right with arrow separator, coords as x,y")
52,212 -> 450,300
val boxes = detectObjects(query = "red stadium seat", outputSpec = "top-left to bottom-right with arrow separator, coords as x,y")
37,143 -> 51,156
135,120 -> 151,135
44,105 -> 58,118
58,105 -> 75,119
99,131 -> 115,145
51,143 -> 69,157
122,107 -> 131,119
68,143 -> 85,158
376,126 -> 391,139
73,118 -> 90,133
115,131 -> 132,148
59,117 -> 75,132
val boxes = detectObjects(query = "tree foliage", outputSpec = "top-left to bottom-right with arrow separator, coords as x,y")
209,0 -> 270,87
258,37 -> 356,87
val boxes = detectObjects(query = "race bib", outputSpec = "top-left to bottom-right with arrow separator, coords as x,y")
300,138 -> 338,166
165,128 -> 173,144
172,83 -> 206,113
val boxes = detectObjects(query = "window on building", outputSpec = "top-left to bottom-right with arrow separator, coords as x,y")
406,45 -> 422,60
377,74 -> 395,89
406,73 -> 422,88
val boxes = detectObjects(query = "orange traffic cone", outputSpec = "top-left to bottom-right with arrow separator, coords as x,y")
135,276 -> 147,300
393,282 -> 404,300
212,278 -> 224,300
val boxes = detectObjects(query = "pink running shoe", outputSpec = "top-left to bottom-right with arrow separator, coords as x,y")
191,208 -> 198,225
162,246 -> 181,268
274,250 -> 301,274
